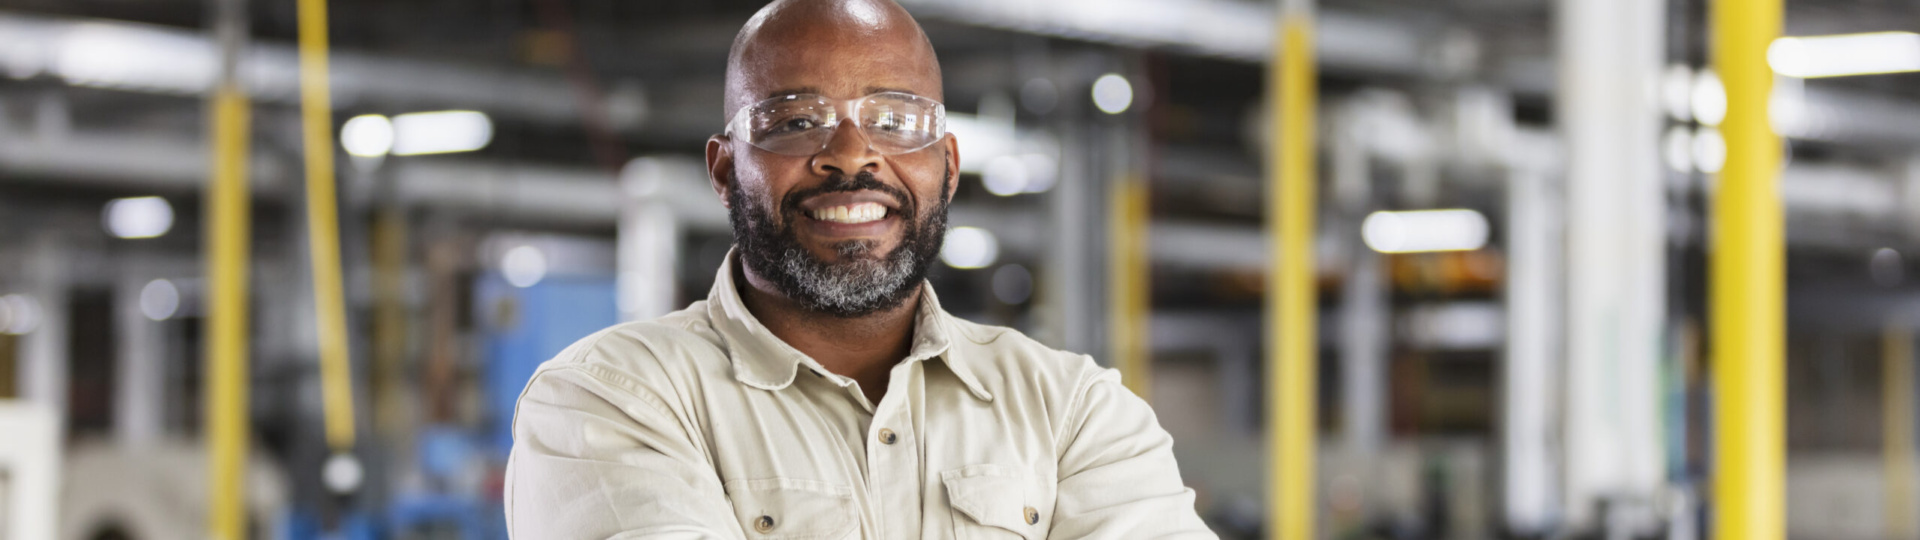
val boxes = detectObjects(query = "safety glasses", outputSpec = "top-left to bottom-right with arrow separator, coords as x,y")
725,92 -> 947,156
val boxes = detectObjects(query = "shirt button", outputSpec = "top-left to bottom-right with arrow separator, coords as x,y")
1024,506 -> 1040,525
879,428 -> 898,445
754,515 -> 776,533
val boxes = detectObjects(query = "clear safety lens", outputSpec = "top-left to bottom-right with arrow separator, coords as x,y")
730,92 -> 946,156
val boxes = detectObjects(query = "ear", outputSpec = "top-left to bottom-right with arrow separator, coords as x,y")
706,135 -> 734,208
940,133 -> 961,201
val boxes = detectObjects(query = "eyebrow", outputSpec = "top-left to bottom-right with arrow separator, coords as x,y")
761,86 -> 924,99
764,87 -> 821,99
864,86 -> 919,96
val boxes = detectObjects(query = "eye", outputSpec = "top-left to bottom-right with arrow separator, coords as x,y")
869,111 -> 908,132
764,116 -> 821,135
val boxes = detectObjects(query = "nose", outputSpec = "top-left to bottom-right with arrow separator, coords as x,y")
810,117 -> 883,177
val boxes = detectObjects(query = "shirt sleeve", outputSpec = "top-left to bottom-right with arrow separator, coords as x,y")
1049,367 -> 1218,539
505,361 -> 744,540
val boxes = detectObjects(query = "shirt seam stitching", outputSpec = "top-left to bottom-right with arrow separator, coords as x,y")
1053,357 -> 1105,460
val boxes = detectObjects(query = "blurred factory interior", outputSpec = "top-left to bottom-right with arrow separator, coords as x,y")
0,0 -> 1917,538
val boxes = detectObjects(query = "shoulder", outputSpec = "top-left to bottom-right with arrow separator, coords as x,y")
943,316 -> 1115,396
527,301 -> 729,400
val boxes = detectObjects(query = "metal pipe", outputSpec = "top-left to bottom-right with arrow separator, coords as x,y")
0,12 -> 614,127
202,0 -> 250,536
1267,0 -> 1318,537
893,0 -> 1428,73
297,0 -> 357,455
1709,0 -> 1785,537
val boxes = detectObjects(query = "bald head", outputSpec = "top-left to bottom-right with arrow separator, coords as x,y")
723,0 -> 943,119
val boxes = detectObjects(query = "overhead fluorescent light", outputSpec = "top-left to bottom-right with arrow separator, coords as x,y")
103,196 -> 174,239
1769,32 -> 1920,78
1092,73 -> 1134,115
341,114 -> 395,157
52,23 -> 212,94
1362,209 -> 1489,254
391,110 -> 493,156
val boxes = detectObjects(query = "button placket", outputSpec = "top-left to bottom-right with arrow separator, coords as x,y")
866,384 -> 918,536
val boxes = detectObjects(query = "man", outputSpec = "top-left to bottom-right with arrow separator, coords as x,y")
505,0 -> 1215,537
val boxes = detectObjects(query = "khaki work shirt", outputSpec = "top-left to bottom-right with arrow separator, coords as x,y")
506,255 -> 1216,539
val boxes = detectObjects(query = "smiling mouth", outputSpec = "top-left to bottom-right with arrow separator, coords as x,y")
808,202 -> 891,224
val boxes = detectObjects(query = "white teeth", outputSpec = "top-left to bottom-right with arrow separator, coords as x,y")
811,203 -> 887,224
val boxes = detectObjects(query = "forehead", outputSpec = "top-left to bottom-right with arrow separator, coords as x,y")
726,19 -> 942,112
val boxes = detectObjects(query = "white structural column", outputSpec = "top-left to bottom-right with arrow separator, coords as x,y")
1557,0 -> 1669,528
1504,131 -> 1564,534
20,234 -> 69,428
114,273 -> 167,446
1048,122 -> 1098,354
617,157 -> 703,322
1331,104 -> 1384,456
1904,154 -> 1920,240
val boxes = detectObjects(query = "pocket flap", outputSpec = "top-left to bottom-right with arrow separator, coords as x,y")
724,478 -> 857,539
942,464 -> 1044,538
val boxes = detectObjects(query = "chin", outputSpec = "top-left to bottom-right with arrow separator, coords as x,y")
811,237 -> 898,261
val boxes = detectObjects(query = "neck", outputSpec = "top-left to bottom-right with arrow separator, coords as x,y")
735,258 -> 918,404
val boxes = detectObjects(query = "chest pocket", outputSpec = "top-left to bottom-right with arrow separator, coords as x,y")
724,478 -> 859,540
942,464 -> 1050,540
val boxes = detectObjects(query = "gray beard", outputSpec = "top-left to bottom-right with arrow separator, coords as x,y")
726,169 -> 949,318
774,237 -> 921,315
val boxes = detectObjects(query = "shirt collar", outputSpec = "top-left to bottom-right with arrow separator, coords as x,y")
705,249 -> 992,401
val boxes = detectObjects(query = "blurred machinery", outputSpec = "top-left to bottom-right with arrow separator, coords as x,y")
0,402 -> 58,540
59,440 -> 288,540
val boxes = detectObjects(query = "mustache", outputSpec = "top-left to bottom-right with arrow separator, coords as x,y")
778,172 -> 912,217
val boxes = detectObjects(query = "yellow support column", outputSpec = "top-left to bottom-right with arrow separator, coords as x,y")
1110,176 -> 1152,399
1887,323 -> 1916,540
1709,0 -> 1784,538
205,82 -> 252,540
297,0 -> 357,454
203,0 -> 250,536
372,205 -> 409,439
1267,0 -> 1317,538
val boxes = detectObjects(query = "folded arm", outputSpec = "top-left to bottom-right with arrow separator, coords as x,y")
1049,368 -> 1218,539
506,364 -> 742,539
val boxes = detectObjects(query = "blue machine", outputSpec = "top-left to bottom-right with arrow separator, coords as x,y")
287,272 -> 618,540
476,273 -> 622,457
